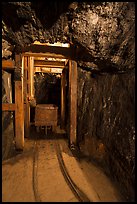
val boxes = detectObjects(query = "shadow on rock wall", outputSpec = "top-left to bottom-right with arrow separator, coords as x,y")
77,67 -> 135,201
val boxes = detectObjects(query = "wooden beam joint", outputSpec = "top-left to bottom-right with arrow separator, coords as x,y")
2,103 -> 16,111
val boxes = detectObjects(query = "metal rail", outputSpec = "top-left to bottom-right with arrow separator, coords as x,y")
32,134 -> 91,202
55,139 -> 91,202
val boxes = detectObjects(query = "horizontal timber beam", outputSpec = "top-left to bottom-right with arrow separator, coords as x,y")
34,60 -> 65,68
2,103 -> 16,111
23,52 -> 68,59
2,60 -> 15,70
22,44 -> 74,59
34,67 -> 63,73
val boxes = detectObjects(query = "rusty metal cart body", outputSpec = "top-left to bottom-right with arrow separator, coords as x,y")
35,104 -> 58,133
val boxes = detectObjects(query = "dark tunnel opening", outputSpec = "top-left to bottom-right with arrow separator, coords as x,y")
29,73 -> 62,125
2,1 -> 135,202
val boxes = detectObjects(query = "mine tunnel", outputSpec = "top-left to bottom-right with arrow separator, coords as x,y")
2,1 -> 135,202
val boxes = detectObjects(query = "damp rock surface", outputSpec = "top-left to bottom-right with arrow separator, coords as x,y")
2,2 -> 135,72
77,68 -> 135,201
2,1 -> 135,202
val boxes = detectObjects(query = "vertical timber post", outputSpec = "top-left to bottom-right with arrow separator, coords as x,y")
24,56 -> 30,137
61,68 -> 66,128
30,57 -> 34,98
69,60 -> 77,146
15,54 -> 24,150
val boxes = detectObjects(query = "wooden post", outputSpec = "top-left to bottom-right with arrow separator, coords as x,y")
69,60 -> 77,146
61,68 -> 66,128
15,54 -> 24,150
24,56 -> 30,138
30,57 -> 34,98
2,103 -> 16,111
27,57 -> 31,97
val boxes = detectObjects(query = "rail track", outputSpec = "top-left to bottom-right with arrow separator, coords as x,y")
32,132 -> 91,202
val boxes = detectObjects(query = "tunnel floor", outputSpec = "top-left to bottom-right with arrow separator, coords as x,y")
2,126 -> 124,202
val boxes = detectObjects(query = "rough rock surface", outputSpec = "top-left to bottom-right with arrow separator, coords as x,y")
2,1 -> 135,201
2,71 -> 15,160
77,67 -> 135,201
2,2 -> 135,72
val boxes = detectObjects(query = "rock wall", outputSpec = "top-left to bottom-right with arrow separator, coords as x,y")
77,67 -> 135,201
2,1 -> 135,201
2,2 -> 135,72
2,71 -> 15,160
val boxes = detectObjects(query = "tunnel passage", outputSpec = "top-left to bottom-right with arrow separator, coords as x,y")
30,73 -> 62,125
2,1 -> 135,202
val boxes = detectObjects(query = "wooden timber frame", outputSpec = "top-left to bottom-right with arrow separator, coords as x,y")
2,55 -> 25,150
2,43 -> 78,149
15,54 -> 24,150
22,44 -> 78,147
69,60 -> 77,146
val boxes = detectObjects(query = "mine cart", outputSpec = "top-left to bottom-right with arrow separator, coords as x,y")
35,104 -> 58,133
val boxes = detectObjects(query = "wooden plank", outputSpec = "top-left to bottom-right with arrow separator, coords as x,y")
61,68 -> 66,128
2,60 -> 15,69
23,56 -> 28,103
69,60 -> 77,146
23,56 -> 30,138
24,102 -> 30,138
2,103 -> 16,111
22,44 -> 73,59
34,60 -> 65,68
15,54 -> 24,150
30,57 -> 34,98
34,67 -> 63,73
23,52 -> 67,59
27,57 -> 31,97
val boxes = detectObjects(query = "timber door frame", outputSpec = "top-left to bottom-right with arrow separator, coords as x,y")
2,44 -> 78,150
23,48 -> 78,147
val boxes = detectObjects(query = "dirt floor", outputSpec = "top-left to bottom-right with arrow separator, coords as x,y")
2,127 -> 124,202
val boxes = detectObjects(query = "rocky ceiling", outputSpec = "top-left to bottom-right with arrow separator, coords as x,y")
2,2 -> 135,73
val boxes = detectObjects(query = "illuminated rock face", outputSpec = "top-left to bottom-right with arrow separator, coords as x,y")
77,68 -> 135,201
2,1 -> 135,201
71,2 -> 135,72
2,2 -> 135,72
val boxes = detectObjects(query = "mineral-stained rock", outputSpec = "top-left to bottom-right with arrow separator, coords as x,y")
2,2 -> 135,72
2,1 -> 135,201
2,39 -> 13,59
77,67 -> 135,201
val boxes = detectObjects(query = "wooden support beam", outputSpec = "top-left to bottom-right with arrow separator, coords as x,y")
23,52 -> 67,59
69,60 -> 77,146
15,80 -> 24,150
2,103 -> 16,111
30,57 -> 34,98
61,69 -> 66,128
22,44 -> 73,59
24,102 -> 30,138
34,60 -> 65,68
27,57 -> 31,97
15,55 -> 24,150
2,60 -> 15,70
23,56 -> 28,103
34,67 -> 63,73
24,56 -> 30,138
